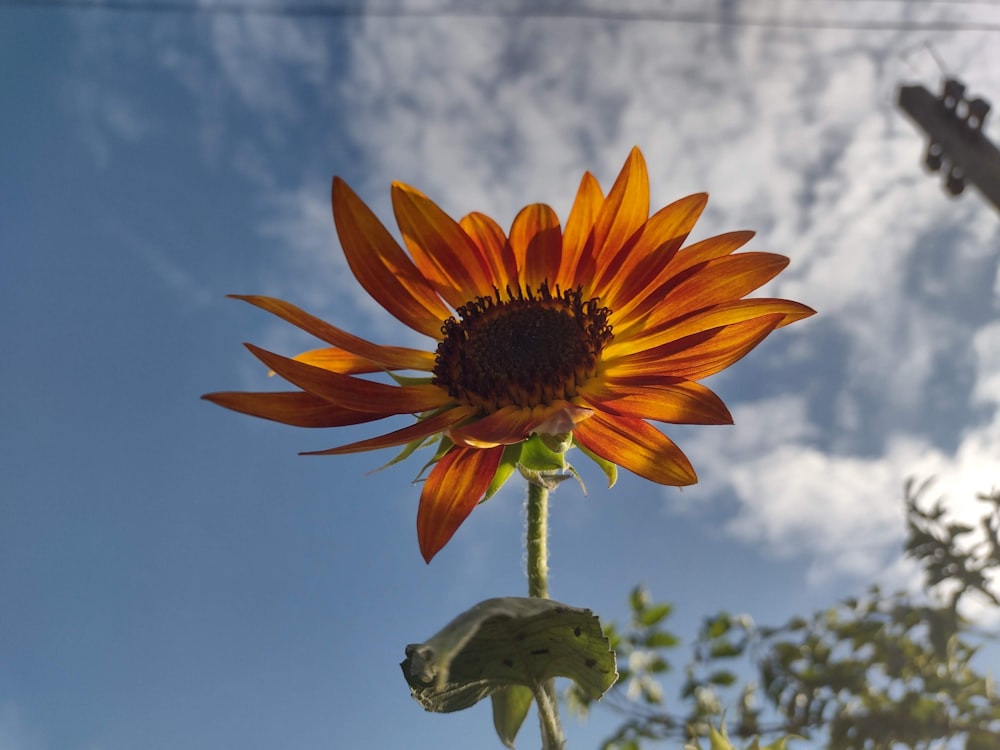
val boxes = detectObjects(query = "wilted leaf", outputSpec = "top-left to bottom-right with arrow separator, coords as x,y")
401,597 -> 618,714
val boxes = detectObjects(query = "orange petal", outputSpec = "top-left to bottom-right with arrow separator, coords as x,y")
666,229 -> 755,274
291,347 -> 388,375
246,344 -> 451,414
558,171 -> 604,288
231,295 -> 436,372
201,391 -> 383,428
590,147 -> 649,285
615,230 -> 758,326
303,406 -> 475,455
460,211 -> 518,290
332,178 -> 451,338
606,314 -> 784,381
573,412 -> 696,486
417,446 -> 505,562
609,298 -> 815,358
579,378 -> 732,425
650,253 -> 790,324
447,403 -> 561,448
601,193 -> 708,314
508,203 -> 562,291
392,182 -> 494,307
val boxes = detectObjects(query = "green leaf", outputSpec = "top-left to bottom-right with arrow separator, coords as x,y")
644,631 -> 680,649
708,641 -> 742,659
707,614 -> 732,639
400,597 -> 618,713
708,723 -> 736,750
707,669 -> 737,687
639,603 -> 673,628
629,585 -> 650,613
491,685 -> 534,748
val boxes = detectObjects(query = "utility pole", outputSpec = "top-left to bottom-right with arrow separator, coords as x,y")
898,79 -> 1000,213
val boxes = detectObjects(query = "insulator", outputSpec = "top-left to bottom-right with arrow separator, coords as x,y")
967,98 -> 991,131
945,167 -> 966,196
924,142 -> 943,172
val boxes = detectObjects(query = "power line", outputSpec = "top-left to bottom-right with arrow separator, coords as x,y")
4,0 -> 1000,32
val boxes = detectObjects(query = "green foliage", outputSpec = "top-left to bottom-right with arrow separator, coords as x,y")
566,585 -> 683,748
591,483 -> 1000,750
684,722 -> 797,750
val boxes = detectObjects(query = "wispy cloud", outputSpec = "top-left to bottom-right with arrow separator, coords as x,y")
69,1 -> 1000,586
295,11 -> 1000,583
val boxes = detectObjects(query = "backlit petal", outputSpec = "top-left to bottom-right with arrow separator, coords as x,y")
417,446 -> 505,562
246,344 -> 451,415
606,314 -> 784,380
601,193 -> 708,319
447,403 -> 566,448
579,379 -> 732,425
201,391 -> 383,428
460,211 -> 518,289
232,295 -> 436,371
601,193 -> 708,314
665,229 -> 755,273
509,203 -> 562,290
291,347 -> 391,375
558,171 -> 604,287
590,148 -> 649,290
332,177 -> 451,338
303,407 -> 475,455
610,298 -> 816,357
650,252 -> 789,323
612,230 -> 758,326
392,182 -> 494,306
573,412 -> 696,486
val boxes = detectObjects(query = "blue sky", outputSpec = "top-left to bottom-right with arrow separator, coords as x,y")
3,2 -> 1000,749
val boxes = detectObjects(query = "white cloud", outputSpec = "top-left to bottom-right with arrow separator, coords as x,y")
973,321 -> 1000,407
110,1 -> 1000,588
208,13 -> 329,119
287,12 -> 1000,588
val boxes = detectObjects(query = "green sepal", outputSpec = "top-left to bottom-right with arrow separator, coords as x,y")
491,685 -> 534,748
411,435 -> 454,482
574,438 -> 618,487
374,434 -> 438,473
538,430 -> 574,455
484,443 -> 522,502
516,434 -> 574,490
372,406 -> 455,474
386,372 -> 435,386
519,434 -> 567,472
518,465 -> 575,491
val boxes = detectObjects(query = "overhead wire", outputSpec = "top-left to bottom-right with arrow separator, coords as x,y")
3,0 -> 1000,32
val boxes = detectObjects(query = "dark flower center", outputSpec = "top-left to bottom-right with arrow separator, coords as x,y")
433,283 -> 613,412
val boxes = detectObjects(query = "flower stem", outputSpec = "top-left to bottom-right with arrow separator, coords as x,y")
526,480 -> 564,749
526,481 -> 550,600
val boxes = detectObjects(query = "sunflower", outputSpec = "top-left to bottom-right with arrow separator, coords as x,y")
204,147 -> 814,562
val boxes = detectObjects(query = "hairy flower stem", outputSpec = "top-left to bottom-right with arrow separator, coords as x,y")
526,481 -> 565,749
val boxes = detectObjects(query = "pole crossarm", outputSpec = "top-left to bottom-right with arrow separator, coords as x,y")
898,80 -> 1000,213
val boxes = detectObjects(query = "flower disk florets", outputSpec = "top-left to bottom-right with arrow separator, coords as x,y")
433,283 -> 613,413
